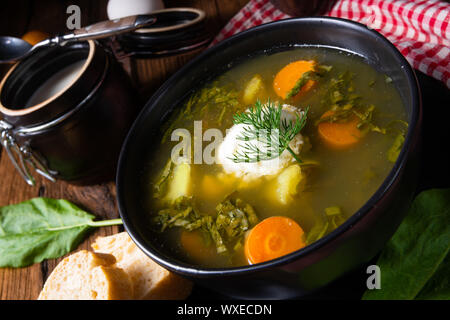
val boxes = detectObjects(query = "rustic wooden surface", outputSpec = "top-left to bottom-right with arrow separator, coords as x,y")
0,0 -> 248,300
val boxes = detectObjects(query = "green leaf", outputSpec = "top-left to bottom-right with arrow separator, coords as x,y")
0,198 -> 122,268
286,71 -> 315,99
416,254 -> 450,300
387,133 -> 405,163
305,206 -> 345,245
286,64 -> 331,99
153,159 -> 174,199
362,189 -> 450,300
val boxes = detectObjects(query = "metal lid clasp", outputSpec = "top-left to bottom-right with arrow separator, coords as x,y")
0,120 -> 57,186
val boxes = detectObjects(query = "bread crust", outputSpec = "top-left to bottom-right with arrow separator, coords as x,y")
38,250 -> 133,300
92,232 -> 193,300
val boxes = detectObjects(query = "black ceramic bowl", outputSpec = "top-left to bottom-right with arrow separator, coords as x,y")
116,17 -> 422,299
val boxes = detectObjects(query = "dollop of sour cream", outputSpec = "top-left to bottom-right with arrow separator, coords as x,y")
217,104 -> 304,181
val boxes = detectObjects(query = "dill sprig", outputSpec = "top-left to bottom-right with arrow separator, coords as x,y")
230,100 -> 308,164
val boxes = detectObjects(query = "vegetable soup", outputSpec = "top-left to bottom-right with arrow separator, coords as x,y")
142,46 -> 407,268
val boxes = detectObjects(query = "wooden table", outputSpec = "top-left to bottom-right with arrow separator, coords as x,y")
0,0 -> 248,300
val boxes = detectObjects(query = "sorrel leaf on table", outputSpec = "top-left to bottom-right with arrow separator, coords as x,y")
415,254 -> 449,300
362,188 -> 450,300
0,198 -> 122,268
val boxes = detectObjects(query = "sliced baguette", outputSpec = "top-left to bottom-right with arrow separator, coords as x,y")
38,250 -> 133,300
92,232 -> 193,300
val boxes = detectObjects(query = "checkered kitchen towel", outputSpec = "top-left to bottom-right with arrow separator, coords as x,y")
212,0 -> 450,88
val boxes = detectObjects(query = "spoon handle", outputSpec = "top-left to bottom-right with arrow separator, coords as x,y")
60,15 -> 156,43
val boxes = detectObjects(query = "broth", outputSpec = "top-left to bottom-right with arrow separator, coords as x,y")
143,46 -> 407,268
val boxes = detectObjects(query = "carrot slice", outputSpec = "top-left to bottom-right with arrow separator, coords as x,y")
318,110 -> 363,149
273,60 -> 316,99
244,216 -> 305,264
180,230 -> 216,263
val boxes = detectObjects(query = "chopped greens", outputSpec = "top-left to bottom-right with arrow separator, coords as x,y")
316,71 -> 384,134
387,133 -> 405,163
153,159 -> 173,199
154,197 -> 201,232
316,70 -> 409,159
196,82 -> 240,125
153,195 -> 259,255
286,64 -> 332,99
162,82 -> 240,143
325,206 -> 342,216
286,71 -> 315,99
353,104 -> 387,134
216,197 -> 259,239
306,206 -> 346,244
386,119 -> 408,163
328,208 -> 346,230
305,220 -> 329,245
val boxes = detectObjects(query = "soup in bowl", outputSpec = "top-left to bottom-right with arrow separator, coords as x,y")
117,17 -> 421,299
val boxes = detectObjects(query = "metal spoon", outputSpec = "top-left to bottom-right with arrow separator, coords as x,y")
0,14 -> 156,64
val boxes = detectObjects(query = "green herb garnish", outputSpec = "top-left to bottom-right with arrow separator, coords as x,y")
230,100 -> 308,164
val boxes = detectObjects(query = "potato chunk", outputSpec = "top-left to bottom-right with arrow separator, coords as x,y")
242,74 -> 264,105
276,164 -> 302,205
164,162 -> 191,202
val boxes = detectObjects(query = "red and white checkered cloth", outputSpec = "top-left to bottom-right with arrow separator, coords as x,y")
212,0 -> 450,88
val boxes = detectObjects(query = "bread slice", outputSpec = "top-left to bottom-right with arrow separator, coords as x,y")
38,250 -> 133,300
92,232 -> 193,300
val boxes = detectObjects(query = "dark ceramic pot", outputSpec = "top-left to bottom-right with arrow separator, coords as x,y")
116,17 -> 422,299
116,7 -> 210,58
0,40 -> 140,185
